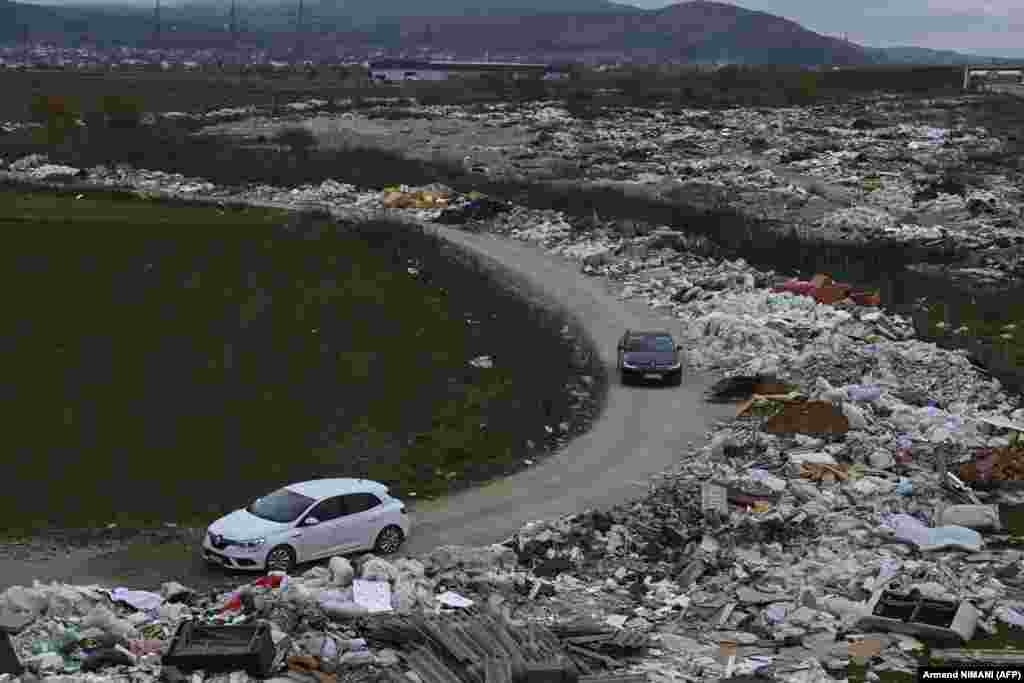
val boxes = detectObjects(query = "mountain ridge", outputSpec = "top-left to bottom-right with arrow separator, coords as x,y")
2,0 -> 1020,64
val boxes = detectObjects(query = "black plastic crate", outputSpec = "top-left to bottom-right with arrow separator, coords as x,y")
163,622 -> 275,676
0,632 -> 22,676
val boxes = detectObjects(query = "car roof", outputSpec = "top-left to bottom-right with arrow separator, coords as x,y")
284,478 -> 389,501
626,330 -> 673,338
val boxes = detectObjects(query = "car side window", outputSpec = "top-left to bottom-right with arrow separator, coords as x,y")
307,496 -> 344,522
341,493 -> 382,515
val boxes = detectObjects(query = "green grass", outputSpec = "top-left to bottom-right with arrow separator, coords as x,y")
924,301 -> 1024,368
1,188 -> 600,536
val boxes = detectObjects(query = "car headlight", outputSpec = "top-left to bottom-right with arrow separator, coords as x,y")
666,362 -> 681,370
238,538 -> 265,550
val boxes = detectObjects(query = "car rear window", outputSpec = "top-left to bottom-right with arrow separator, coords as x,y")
246,488 -> 315,523
624,335 -> 674,352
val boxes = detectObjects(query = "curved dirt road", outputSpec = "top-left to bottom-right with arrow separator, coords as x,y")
396,226 -> 732,556
0,223 -> 732,591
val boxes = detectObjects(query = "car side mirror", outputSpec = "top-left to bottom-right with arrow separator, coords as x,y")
676,345 -> 683,351
302,516 -> 320,526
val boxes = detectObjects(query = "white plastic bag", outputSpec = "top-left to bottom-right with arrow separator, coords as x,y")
328,557 -> 354,587
937,505 -> 1001,531
3,586 -> 48,615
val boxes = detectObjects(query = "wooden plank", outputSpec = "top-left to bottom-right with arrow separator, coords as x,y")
566,645 -> 619,668
464,618 -> 512,659
406,649 -> 462,683
479,616 -> 528,683
486,657 -> 513,683
438,622 -> 482,664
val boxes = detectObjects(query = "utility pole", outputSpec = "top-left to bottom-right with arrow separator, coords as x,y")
153,0 -> 162,47
295,0 -> 305,63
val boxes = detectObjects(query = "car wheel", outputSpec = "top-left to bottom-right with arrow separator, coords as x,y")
620,371 -> 629,386
265,545 -> 296,574
669,371 -> 683,387
374,525 -> 405,554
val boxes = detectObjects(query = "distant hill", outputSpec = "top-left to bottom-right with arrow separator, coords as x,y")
867,46 -> 1020,66
6,0 -> 1017,66
343,1 -> 871,65
0,0 -> 231,46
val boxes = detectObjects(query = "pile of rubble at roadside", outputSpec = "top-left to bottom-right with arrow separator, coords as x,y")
5,415 -> 1024,683
0,548 -> 672,683
400,95 -> 1024,257
6,88 -> 1024,281
4,128 -> 1024,680
233,94 -> 1022,281
0,98 -> 336,142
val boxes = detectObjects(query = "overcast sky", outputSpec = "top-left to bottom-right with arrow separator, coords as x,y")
30,0 -> 1024,58
622,0 -> 1024,58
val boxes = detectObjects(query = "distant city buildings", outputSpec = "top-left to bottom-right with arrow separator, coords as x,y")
0,43 -> 569,72
367,58 -> 550,82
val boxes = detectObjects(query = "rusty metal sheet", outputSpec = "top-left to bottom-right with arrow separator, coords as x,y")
813,284 -> 851,305
764,400 -> 850,435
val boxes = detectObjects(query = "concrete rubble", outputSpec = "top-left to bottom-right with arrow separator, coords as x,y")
3,93 -> 1024,681
194,93 -> 1024,283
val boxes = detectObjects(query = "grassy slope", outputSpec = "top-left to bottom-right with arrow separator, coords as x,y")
2,189 -> 591,535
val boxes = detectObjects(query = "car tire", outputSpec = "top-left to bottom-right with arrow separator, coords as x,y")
669,371 -> 683,387
620,372 -> 630,386
264,545 -> 297,574
374,525 -> 405,554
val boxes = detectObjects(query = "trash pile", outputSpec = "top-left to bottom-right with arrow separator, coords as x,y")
0,549 -> 661,683
160,99 -> 332,125
960,427 -> 1024,485
282,94 -> 1024,280
4,93 -> 1024,680
380,188 -> 450,210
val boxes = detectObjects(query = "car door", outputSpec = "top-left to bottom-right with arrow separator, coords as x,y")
337,492 -> 386,551
294,496 -> 347,560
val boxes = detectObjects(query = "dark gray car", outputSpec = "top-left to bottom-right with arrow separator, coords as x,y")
616,330 -> 683,386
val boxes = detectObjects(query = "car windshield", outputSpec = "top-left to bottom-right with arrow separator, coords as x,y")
246,488 -> 315,523
625,335 -> 675,352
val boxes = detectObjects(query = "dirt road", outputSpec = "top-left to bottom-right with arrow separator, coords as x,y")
0,221 -> 732,592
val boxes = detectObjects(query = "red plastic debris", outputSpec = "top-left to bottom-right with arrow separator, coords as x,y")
221,594 -> 242,613
253,575 -> 285,589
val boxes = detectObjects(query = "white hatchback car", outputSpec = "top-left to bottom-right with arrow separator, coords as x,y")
202,478 -> 411,573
